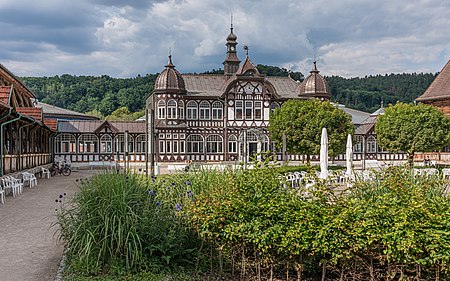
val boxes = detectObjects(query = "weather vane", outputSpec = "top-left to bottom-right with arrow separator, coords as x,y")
243,45 -> 249,56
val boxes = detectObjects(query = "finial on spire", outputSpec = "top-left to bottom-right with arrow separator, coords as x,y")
381,99 -> 384,108
230,13 -> 233,31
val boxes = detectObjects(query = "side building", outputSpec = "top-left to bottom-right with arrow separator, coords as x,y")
0,64 -> 56,176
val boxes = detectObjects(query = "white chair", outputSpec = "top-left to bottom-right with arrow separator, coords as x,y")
22,172 -> 37,188
2,177 -> 18,197
10,176 -> 24,194
0,182 -> 5,204
442,168 -> 450,180
41,167 -> 51,179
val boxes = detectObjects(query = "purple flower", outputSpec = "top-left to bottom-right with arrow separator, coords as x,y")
184,180 -> 191,186
187,190 -> 193,198
147,189 -> 155,196
171,182 -> 176,187
156,202 -> 161,206
175,203 -> 182,211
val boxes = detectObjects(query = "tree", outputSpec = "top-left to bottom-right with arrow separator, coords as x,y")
105,106 -> 135,121
269,99 -> 354,157
375,102 -> 450,164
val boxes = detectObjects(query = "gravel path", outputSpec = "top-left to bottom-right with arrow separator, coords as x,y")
0,170 -> 94,281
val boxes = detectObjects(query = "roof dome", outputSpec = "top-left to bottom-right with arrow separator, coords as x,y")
297,61 -> 330,100
154,55 -> 186,94
226,28 -> 237,42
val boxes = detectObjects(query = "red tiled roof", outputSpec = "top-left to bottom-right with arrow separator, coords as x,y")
0,85 -> 11,105
416,60 -> 450,102
44,118 -> 58,131
16,107 -> 43,121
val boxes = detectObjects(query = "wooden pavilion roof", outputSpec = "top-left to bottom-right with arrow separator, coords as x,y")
416,60 -> 450,102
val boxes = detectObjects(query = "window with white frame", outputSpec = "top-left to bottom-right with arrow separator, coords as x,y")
354,135 -> 363,152
55,134 -> 76,153
187,101 -> 198,120
235,100 -> 243,120
135,135 -> 146,153
199,101 -> 210,120
187,134 -> 204,153
157,100 -> 166,119
206,135 -> 223,153
100,134 -> 112,153
228,135 -> 237,153
167,99 -> 177,119
212,101 -> 223,120
180,140 -> 185,153
166,141 -> 171,153
159,140 -> 165,153
79,134 -> 98,153
367,136 -> 377,153
254,101 -> 262,120
173,141 -> 178,153
245,101 -> 253,119
178,100 -> 185,119
114,135 -> 125,153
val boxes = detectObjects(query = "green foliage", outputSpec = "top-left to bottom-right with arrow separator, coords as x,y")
57,172 -> 200,276
375,102 -> 450,162
60,165 -> 450,280
84,109 -> 105,120
269,99 -> 354,156
328,72 -> 436,112
105,107 -> 144,121
21,74 -> 156,116
256,64 -> 304,81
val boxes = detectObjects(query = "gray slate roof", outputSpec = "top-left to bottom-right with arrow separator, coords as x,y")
58,120 -> 146,133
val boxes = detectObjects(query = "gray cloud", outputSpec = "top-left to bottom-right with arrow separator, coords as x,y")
0,0 -> 449,78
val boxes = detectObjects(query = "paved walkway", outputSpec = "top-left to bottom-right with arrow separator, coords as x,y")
0,170 -> 94,281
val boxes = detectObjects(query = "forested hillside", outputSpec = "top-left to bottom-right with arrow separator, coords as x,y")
328,73 -> 436,113
21,74 -> 157,117
21,68 -> 436,118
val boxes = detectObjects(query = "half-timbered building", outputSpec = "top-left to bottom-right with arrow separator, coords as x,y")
0,64 -> 56,176
146,27 -> 371,164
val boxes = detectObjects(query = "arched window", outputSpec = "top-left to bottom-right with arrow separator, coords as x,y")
78,134 -> 98,153
199,101 -> 210,120
187,101 -> 198,120
100,134 -> 112,153
212,101 -> 223,120
55,134 -> 76,153
270,102 -> 280,112
354,135 -> 363,152
206,135 -> 223,153
157,100 -> 166,119
367,136 -> 377,153
178,100 -> 185,119
167,99 -> 177,119
228,135 -> 237,153
114,135 -> 124,153
187,134 -> 204,153
135,135 -> 146,153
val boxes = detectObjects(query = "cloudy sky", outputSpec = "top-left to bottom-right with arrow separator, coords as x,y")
0,0 -> 449,78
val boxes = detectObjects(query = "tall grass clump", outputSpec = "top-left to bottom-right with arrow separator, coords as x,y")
58,173 -> 145,274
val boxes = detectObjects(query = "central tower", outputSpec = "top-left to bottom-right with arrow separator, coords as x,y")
223,23 -> 240,76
